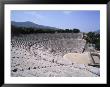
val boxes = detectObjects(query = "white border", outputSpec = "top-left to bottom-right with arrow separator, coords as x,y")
4,4 -> 107,84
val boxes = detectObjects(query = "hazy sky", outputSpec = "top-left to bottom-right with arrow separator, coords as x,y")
11,10 -> 100,32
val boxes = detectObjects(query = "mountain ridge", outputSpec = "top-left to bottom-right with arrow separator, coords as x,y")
11,21 -> 60,30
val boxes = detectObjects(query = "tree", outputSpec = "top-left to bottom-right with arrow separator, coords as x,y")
65,29 -> 70,33
73,29 -> 80,33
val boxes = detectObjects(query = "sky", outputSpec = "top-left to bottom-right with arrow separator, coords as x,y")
11,10 -> 100,32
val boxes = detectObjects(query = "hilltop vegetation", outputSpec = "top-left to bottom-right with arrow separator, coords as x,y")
11,25 -> 80,35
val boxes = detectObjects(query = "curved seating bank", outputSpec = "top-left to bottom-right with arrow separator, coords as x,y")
11,33 -> 100,77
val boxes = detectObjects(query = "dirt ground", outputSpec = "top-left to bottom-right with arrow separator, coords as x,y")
63,52 -> 92,64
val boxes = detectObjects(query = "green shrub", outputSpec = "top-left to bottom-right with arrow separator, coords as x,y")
85,32 -> 100,50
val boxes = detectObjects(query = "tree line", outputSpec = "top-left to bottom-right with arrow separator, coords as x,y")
11,25 -> 80,36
